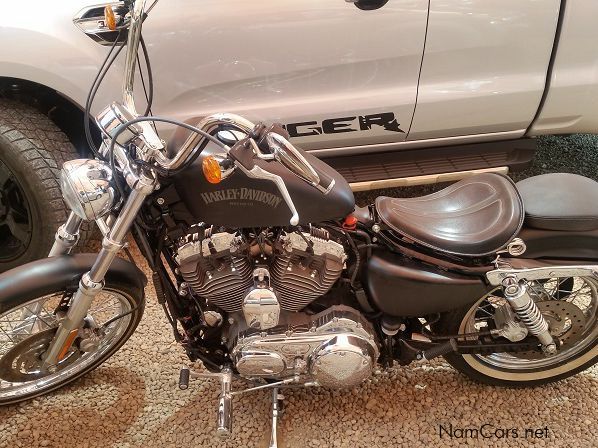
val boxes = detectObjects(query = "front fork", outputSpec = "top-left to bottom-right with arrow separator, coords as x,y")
41,173 -> 156,368
48,213 -> 84,257
20,213 -> 86,326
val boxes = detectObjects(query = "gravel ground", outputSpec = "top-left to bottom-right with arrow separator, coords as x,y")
1,136 -> 597,448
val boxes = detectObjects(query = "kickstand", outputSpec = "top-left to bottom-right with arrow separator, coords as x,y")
269,387 -> 284,448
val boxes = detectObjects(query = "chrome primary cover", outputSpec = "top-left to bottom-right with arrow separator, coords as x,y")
231,306 -> 378,388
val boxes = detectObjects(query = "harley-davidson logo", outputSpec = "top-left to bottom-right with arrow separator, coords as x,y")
200,188 -> 282,208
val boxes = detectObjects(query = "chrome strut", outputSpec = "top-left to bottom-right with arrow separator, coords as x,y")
269,388 -> 284,448
501,276 -> 557,356
48,212 -> 83,257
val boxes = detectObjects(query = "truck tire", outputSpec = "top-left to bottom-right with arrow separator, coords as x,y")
0,99 -> 90,273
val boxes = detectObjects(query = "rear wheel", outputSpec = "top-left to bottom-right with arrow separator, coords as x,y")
0,280 -> 144,405
436,276 -> 598,386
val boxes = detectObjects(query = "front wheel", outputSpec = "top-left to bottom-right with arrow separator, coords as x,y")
0,279 -> 144,405
435,276 -> 598,387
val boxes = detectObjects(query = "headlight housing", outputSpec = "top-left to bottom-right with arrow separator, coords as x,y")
60,159 -> 115,221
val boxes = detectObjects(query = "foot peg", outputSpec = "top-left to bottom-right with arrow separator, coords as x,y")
178,367 -> 190,390
179,366 -> 297,441
422,338 -> 458,360
179,367 -> 233,437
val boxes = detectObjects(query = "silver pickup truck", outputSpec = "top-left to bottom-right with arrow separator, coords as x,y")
0,0 -> 596,270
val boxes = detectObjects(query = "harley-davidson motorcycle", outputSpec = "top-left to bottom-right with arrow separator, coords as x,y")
0,1 -> 597,445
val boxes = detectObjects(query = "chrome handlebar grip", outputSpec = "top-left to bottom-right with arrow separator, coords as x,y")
147,112 -> 300,225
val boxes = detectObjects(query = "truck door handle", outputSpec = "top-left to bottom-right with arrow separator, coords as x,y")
346,0 -> 389,10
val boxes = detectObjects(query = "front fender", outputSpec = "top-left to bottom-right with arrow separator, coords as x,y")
0,254 -> 147,313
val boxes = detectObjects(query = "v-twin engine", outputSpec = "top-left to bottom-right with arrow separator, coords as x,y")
174,228 -> 379,388
175,227 -> 346,315
228,306 -> 379,388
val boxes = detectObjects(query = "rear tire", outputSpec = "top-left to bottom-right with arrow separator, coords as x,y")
0,100 -> 91,272
435,280 -> 598,387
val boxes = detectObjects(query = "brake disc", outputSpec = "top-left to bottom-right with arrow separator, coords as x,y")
537,300 -> 587,345
0,329 -> 80,382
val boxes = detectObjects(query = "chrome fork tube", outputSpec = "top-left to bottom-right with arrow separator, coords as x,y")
48,212 -> 83,257
26,213 -> 85,322
42,174 -> 155,367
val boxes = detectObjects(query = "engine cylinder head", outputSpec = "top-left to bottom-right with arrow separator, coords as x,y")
271,231 -> 346,311
176,232 -> 253,312
176,228 -> 346,314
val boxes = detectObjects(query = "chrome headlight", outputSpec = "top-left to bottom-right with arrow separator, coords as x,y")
60,159 -> 115,221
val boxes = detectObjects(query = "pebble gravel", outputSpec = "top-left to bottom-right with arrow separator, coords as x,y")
0,136 -> 597,447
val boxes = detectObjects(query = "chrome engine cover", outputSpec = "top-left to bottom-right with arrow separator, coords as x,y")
242,267 -> 280,330
231,306 -> 378,388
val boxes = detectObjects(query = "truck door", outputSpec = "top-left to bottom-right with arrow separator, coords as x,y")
144,0 -> 429,151
407,0 -> 560,141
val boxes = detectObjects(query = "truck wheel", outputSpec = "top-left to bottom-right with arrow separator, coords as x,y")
0,100 -> 90,273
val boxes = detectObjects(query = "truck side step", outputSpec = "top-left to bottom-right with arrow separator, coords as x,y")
319,138 -> 536,190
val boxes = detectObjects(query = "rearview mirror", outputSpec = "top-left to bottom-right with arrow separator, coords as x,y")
73,3 -> 130,45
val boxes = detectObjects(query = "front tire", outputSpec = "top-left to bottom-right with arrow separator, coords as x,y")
435,277 -> 598,387
0,278 -> 144,405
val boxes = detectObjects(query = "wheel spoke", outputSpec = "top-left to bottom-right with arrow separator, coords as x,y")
0,289 -> 136,401
469,276 -> 597,371
0,325 -> 17,344
25,309 -> 54,330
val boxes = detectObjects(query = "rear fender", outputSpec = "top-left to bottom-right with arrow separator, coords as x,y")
0,254 -> 147,313
516,227 -> 598,261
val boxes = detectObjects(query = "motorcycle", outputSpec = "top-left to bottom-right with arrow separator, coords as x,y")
0,1 -> 596,446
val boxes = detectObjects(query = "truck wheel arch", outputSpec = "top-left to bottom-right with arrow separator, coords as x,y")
0,76 -> 98,156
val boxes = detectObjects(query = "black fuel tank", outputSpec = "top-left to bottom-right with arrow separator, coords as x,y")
363,250 -> 487,317
170,148 -> 355,227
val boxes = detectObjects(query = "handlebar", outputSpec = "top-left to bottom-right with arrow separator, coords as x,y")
121,0 -> 145,115
153,114 -> 255,170
101,0 -> 331,226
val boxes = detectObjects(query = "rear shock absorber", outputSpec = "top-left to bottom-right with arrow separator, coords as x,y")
501,276 -> 557,356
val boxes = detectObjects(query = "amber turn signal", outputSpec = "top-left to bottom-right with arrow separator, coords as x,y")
104,6 -> 117,31
202,156 -> 223,184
